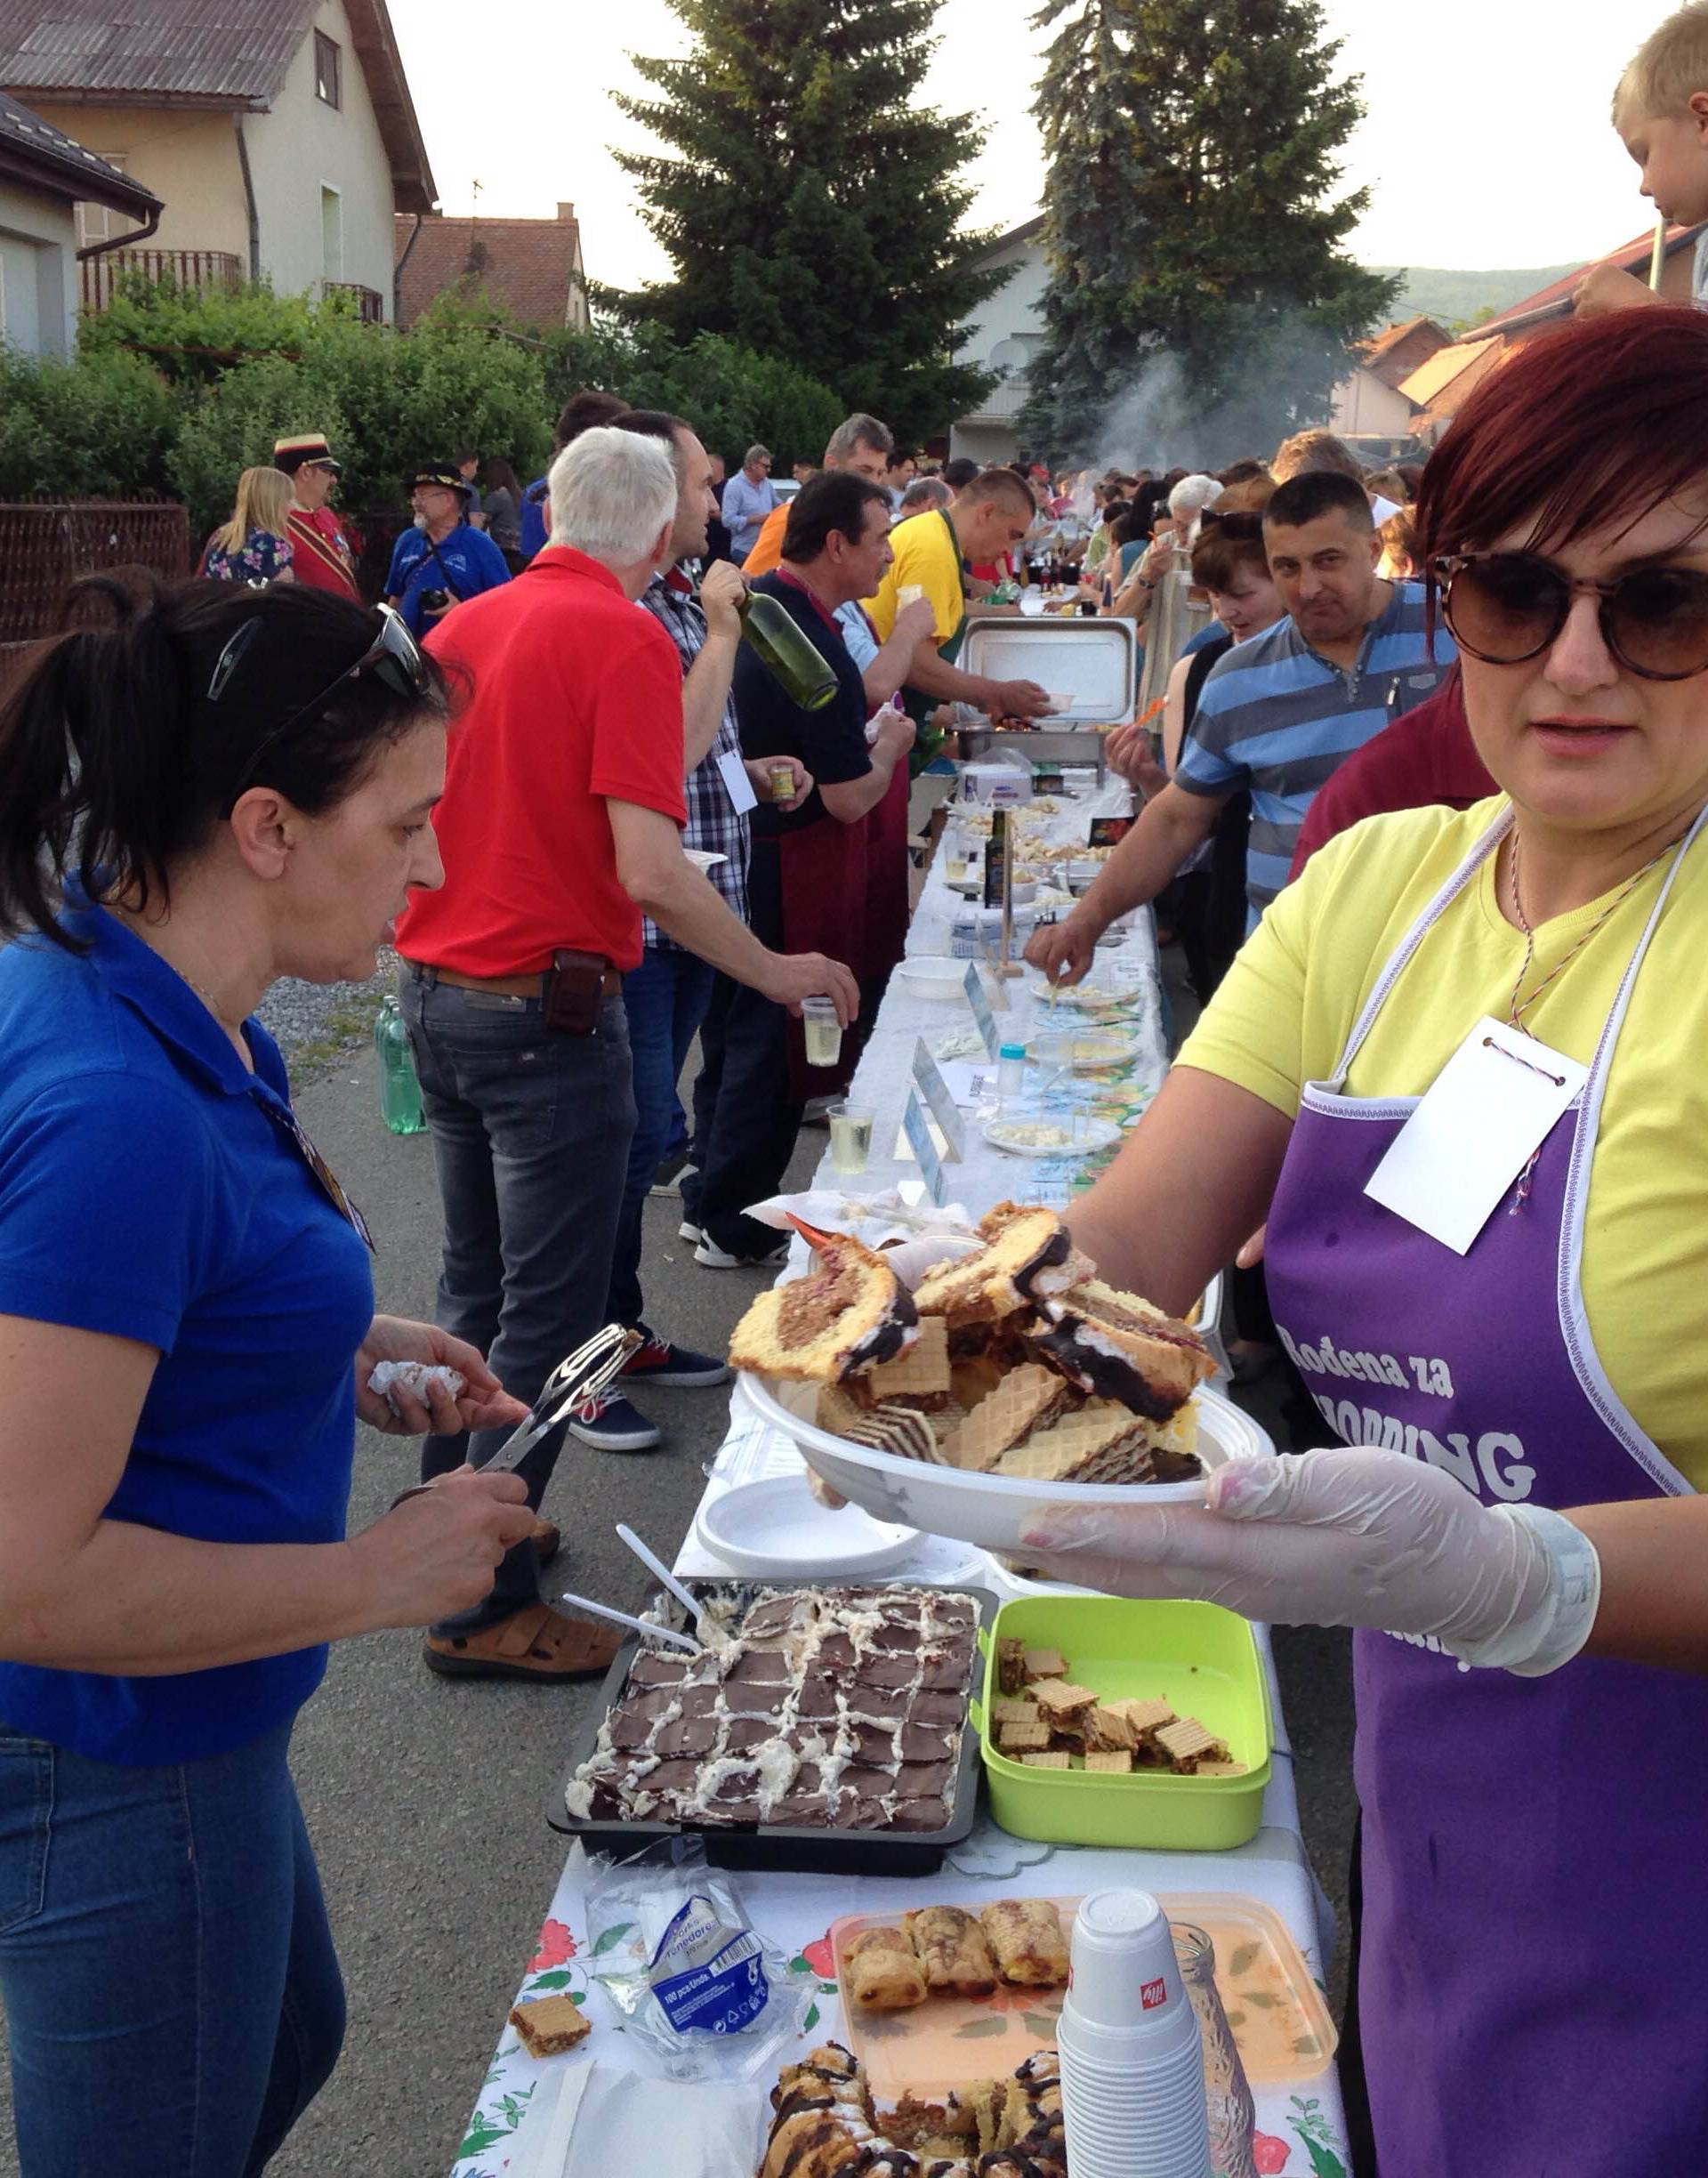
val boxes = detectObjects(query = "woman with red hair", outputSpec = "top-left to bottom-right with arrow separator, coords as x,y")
1019,308 -> 1708,2175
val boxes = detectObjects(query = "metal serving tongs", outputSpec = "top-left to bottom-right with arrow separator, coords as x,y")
389,1323 -> 641,1507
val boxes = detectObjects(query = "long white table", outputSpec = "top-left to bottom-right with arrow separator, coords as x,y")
449,802 -> 1351,2178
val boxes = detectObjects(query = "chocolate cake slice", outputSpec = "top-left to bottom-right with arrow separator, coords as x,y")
1027,1277 -> 1214,1420
729,1228 -> 919,1382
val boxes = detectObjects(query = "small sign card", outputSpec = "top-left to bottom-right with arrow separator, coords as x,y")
963,962 -> 1001,1061
912,1037 -> 967,1160
901,1088 -> 947,1205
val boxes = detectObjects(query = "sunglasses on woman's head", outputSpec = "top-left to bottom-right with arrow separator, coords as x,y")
1433,552 -> 1708,682
208,604 -> 431,798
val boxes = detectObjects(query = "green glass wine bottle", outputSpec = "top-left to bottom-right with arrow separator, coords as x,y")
737,590 -> 838,711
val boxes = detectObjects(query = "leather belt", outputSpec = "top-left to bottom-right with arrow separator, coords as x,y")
404,961 -> 622,1000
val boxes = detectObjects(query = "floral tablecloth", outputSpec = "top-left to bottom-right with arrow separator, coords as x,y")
450,786 -> 1349,2177
451,1824 -> 1349,2178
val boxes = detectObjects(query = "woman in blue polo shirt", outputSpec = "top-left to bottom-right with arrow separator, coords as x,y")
0,577 -> 537,2174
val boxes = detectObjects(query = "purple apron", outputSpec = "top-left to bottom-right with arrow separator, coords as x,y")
1263,803 -> 1708,2176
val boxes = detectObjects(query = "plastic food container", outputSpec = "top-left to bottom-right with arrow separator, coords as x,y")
828,1890 -> 1334,2097
896,956 -> 973,1001
973,1596 -> 1272,1851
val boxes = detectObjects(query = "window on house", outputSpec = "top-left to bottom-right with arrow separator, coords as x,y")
314,30 -> 342,108
76,154 -> 127,249
320,185 -> 343,280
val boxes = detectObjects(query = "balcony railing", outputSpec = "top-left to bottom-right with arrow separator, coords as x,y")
958,370 -> 1030,425
80,248 -> 243,313
322,279 -> 385,323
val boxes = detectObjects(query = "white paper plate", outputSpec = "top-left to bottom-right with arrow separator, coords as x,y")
981,1114 -> 1122,1158
1045,975 -> 1146,1010
692,1473 -> 922,1577
1059,1032 -> 1143,1073
737,1375 -> 1273,1553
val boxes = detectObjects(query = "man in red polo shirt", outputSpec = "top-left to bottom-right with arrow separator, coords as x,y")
397,426 -> 856,1682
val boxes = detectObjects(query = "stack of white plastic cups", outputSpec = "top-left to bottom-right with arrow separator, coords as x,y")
1057,1889 -> 1213,2178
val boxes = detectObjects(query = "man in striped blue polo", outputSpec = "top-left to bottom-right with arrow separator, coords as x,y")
1027,471 -> 1454,983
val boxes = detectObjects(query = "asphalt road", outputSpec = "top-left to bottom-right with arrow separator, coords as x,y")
0,948 -> 1357,2177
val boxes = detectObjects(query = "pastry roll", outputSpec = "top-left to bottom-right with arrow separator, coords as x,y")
979,1899 -> 1070,1988
846,1925 -> 929,2009
906,1904 -> 1000,1998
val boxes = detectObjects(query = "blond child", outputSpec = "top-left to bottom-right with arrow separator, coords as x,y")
1578,4 -> 1708,315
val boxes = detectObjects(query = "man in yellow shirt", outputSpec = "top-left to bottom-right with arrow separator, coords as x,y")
863,468 -> 1051,729
743,415 -> 894,577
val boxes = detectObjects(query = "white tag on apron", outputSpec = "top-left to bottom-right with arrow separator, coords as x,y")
1363,1015 -> 1588,1254
715,749 -> 759,815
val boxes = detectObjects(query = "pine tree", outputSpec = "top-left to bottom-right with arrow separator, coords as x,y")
1019,0 -> 1399,462
609,0 -> 1003,448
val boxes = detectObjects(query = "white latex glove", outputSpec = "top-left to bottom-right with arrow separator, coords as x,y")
1019,1447 -> 1602,1676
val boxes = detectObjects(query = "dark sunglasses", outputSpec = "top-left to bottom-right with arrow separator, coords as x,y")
1196,511 -> 1266,542
1433,552 -> 1708,682
208,604 -> 431,798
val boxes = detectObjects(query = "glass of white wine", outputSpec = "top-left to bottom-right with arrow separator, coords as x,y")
826,1102 -> 875,1175
801,996 -> 842,1069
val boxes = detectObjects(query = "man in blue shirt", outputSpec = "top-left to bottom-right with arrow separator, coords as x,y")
383,464 -> 511,636
1028,471 -> 1456,981
721,444 -> 779,559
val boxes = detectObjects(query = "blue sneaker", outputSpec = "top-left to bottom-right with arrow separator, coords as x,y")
624,1325 -> 730,1389
566,1388 -> 662,1452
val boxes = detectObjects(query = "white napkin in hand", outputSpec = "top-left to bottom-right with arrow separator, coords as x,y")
741,1185 -> 976,1252
562,2069 -> 764,2178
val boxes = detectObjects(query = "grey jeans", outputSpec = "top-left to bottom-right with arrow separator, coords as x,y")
399,967 -> 636,1626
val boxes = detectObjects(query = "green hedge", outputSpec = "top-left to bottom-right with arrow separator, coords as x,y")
0,278 -> 849,538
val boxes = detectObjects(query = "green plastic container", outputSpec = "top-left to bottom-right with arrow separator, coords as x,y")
975,1595 -> 1273,1852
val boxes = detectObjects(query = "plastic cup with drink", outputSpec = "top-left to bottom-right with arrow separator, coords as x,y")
801,996 -> 843,1069
826,1101 -> 874,1174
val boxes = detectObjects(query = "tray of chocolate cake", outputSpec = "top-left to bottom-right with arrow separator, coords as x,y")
554,1577 -> 999,1874
729,1206 -> 1274,1553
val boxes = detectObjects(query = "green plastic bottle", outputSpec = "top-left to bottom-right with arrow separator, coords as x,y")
375,995 -> 426,1135
737,589 -> 838,711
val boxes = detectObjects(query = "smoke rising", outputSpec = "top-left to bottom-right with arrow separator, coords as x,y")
1084,318 -> 1347,475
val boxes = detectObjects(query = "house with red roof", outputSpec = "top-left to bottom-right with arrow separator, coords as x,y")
393,205 -> 589,332
1330,313 -> 1451,454
1400,222 -> 1706,444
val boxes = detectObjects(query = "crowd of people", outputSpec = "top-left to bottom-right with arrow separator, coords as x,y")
10,3 -> 1708,2173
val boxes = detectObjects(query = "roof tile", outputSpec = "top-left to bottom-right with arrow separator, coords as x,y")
394,212 -> 583,329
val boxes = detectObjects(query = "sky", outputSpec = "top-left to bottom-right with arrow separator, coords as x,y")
393,0 -> 1656,292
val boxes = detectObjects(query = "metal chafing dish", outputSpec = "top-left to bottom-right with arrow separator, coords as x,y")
954,614 -> 1140,772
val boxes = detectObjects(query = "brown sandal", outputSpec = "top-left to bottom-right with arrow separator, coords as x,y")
423,1602 -> 621,1681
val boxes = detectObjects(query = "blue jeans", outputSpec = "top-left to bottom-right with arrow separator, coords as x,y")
400,968 -> 636,1624
606,944 -> 716,1327
0,1719 -> 342,2176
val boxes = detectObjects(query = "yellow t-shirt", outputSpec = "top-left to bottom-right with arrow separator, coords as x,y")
864,511 -> 964,644
1180,795 -> 1708,1487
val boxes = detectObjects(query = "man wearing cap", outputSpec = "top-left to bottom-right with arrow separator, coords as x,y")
384,464 -> 512,637
273,432 -> 359,598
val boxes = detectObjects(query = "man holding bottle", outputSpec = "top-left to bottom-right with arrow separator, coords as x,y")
683,472 -> 917,1269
